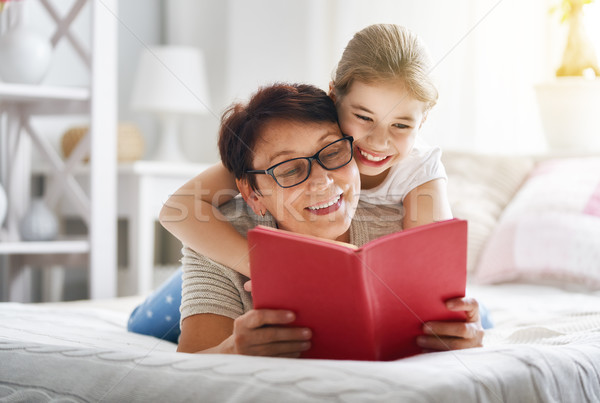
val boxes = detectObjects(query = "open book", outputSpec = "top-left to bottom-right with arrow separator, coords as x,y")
248,218 -> 467,361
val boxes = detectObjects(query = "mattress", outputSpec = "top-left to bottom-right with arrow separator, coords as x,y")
1,284 -> 600,402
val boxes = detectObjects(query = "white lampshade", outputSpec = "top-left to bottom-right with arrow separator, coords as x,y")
130,46 -> 211,161
130,46 -> 210,115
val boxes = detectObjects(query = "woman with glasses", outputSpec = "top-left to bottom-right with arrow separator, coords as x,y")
172,83 -> 483,356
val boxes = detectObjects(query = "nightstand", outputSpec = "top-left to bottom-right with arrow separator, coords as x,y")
116,161 -> 210,295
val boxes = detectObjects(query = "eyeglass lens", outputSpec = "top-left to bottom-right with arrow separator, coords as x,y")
272,138 -> 352,187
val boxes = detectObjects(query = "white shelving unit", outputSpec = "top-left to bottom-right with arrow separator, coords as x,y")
0,83 -> 90,102
0,239 -> 90,255
0,0 -> 118,301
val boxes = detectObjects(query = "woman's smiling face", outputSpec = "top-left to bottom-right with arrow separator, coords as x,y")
247,119 -> 360,242
336,80 -> 428,186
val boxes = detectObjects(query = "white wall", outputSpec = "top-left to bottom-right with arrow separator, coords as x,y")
164,0 -> 334,163
20,0 -> 600,163
117,0 -> 163,159
166,0 -> 593,160
164,0 -> 228,163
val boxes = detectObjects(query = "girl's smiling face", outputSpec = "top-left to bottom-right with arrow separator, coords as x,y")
335,80 -> 428,188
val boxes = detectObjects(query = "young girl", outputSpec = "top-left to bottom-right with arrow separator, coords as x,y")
159,24 -> 452,277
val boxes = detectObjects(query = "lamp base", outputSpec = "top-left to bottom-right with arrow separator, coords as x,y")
154,114 -> 187,162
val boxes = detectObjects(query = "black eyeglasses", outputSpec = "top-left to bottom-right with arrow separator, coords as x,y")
246,136 -> 354,188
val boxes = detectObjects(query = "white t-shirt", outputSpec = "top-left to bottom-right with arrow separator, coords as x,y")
359,139 -> 447,205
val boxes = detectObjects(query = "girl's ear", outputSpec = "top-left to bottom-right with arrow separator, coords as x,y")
328,81 -> 336,103
236,178 -> 266,216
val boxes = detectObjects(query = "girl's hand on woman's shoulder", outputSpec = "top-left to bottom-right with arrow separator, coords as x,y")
415,297 -> 484,352
221,309 -> 313,358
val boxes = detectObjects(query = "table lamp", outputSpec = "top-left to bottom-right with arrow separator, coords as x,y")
130,46 -> 210,161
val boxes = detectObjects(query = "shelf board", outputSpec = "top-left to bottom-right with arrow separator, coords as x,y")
32,160 -> 213,177
118,160 -> 212,177
0,83 -> 90,103
0,239 -> 90,255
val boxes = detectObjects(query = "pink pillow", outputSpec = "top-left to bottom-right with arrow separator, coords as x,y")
474,158 -> 600,290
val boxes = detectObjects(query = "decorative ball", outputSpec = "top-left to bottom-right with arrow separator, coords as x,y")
61,123 -> 145,162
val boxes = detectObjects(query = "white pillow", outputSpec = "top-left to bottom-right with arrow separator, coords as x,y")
442,151 -> 534,272
474,157 -> 600,290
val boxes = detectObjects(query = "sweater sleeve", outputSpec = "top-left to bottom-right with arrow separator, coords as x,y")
179,245 -> 254,322
179,198 -> 274,323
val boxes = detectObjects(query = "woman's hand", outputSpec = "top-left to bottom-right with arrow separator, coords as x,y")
416,297 -> 484,352
220,309 -> 312,358
243,280 -> 253,293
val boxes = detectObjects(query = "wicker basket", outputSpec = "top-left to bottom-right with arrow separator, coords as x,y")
61,123 -> 145,162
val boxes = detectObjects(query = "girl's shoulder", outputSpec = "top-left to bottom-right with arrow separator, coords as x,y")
360,140 -> 446,205
404,138 -> 442,167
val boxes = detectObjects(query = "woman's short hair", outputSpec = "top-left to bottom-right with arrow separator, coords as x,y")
332,24 -> 438,110
218,83 -> 338,192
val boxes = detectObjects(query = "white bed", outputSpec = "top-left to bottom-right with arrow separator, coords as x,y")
2,152 -> 599,402
1,284 -> 600,402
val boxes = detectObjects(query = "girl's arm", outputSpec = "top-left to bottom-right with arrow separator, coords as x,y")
177,310 -> 312,356
404,180 -> 482,351
159,163 -> 251,276
402,178 -> 453,230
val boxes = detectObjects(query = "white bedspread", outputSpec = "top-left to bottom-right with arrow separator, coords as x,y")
1,284 -> 600,402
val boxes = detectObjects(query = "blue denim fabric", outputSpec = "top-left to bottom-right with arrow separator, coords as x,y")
127,267 -> 183,344
479,302 -> 494,329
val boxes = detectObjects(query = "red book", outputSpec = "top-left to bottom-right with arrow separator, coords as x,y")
248,218 -> 467,361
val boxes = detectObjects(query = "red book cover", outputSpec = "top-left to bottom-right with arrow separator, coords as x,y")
248,218 -> 467,361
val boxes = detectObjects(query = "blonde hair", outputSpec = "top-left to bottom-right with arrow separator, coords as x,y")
332,24 -> 438,110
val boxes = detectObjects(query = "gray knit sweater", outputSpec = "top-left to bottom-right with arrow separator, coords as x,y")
180,198 -> 404,322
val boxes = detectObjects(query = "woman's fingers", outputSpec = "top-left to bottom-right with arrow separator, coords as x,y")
235,330 -> 311,356
446,297 -> 480,322
243,280 -> 253,293
250,326 -> 312,345
420,321 -> 484,350
423,321 -> 479,339
236,309 -> 295,331
416,335 -> 475,351
418,297 -> 485,352
231,309 -> 312,357
248,340 -> 312,357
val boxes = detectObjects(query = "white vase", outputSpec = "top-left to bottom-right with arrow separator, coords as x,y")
534,78 -> 600,152
0,183 -> 7,227
19,198 -> 59,241
0,26 -> 53,84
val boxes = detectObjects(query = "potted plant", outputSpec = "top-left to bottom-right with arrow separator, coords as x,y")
535,0 -> 600,151
555,0 -> 599,77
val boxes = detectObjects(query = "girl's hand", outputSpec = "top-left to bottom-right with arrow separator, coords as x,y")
221,309 -> 312,358
416,297 -> 484,352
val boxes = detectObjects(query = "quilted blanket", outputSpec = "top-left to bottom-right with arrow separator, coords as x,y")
1,284 -> 600,402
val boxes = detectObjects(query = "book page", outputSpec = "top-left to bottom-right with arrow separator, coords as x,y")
253,225 -> 359,250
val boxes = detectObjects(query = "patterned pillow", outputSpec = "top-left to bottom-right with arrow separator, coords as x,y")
474,158 -> 600,290
442,151 -> 535,272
